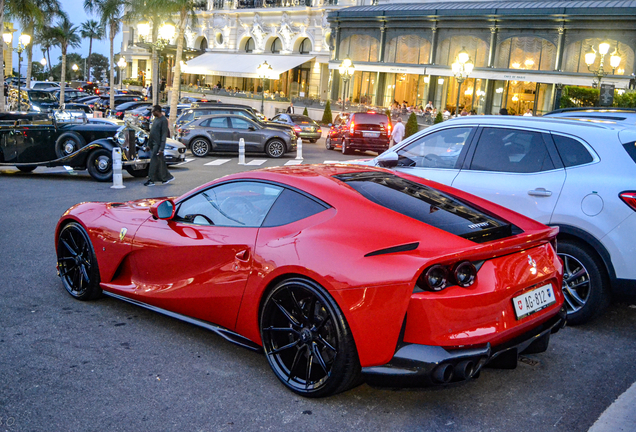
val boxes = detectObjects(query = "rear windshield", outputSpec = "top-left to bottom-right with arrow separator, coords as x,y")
289,115 -> 314,124
622,141 -> 636,164
352,113 -> 389,125
334,172 -> 520,243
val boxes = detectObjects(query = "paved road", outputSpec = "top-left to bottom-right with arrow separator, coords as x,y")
1,138 -> 636,432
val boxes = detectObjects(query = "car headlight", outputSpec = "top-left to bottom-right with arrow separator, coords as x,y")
114,130 -> 126,145
165,144 -> 176,151
32,105 -> 41,112
136,130 -> 148,145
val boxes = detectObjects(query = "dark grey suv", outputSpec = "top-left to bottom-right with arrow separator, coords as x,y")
179,114 -> 297,158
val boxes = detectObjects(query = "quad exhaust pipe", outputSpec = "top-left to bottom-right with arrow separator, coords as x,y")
454,360 -> 475,380
432,363 -> 454,383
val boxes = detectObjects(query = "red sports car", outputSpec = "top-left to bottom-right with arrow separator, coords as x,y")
55,165 -> 566,397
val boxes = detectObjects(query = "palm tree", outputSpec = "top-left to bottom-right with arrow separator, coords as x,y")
50,17 -> 80,105
36,25 -> 57,77
81,20 -> 105,82
85,0 -> 127,113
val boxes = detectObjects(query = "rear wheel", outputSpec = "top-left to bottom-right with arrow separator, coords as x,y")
265,139 -> 285,158
325,136 -> 332,150
16,165 -> 36,173
86,149 -> 112,182
57,222 -> 101,300
260,278 -> 361,397
342,139 -> 351,155
55,132 -> 86,158
309,139 -> 317,143
190,138 -> 211,157
125,165 -> 149,178
558,240 -> 610,325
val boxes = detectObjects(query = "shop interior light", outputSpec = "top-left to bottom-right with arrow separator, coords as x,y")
512,62 -> 521,69
438,77 -> 444,85
524,59 -> 535,68
424,76 -> 430,83
496,87 -> 504,93
512,94 -> 519,102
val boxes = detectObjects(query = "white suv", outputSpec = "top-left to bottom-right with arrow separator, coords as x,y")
368,116 -> 636,324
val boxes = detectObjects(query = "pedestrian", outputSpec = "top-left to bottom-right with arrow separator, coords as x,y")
499,108 -> 509,115
144,105 -> 174,186
286,102 -> 294,114
425,100 -> 434,110
523,108 -> 533,116
391,117 -> 405,147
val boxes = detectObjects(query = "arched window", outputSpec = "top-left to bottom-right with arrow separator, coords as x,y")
495,37 -> 556,71
271,37 -> 282,54
385,35 -> 431,64
436,36 -> 489,67
339,35 -> 379,63
299,38 -> 312,54
245,37 -> 255,53
563,38 -> 634,76
199,37 -> 208,51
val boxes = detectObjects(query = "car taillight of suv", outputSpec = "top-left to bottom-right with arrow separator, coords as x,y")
620,191 -> 636,211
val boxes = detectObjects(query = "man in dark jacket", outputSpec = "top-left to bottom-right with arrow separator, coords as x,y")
144,105 -> 174,186
286,102 -> 294,113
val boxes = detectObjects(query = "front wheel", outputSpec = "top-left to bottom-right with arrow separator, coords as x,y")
558,240 -> 610,325
260,278 -> 361,397
57,222 -> 101,300
265,139 -> 285,158
86,149 -> 112,182
16,165 -> 36,173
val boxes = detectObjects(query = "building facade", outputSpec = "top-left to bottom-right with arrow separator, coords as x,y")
328,0 -> 636,115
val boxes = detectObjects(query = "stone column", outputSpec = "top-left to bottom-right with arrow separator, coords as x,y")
379,22 -> 387,62
555,26 -> 565,71
427,25 -> 438,103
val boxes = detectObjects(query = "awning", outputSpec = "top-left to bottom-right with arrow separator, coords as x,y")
328,61 -> 424,75
183,53 -> 315,79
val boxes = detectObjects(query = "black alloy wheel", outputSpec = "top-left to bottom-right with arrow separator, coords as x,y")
57,222 -> 101,300
191,138 -> 211,157
260,278 -> 361,397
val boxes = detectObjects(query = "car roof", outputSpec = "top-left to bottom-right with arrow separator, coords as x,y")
442,115 -> 621,132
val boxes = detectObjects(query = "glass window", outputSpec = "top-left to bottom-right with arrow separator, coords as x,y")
339,35 -> 379,63
385,35 -> 431,65
436,36 -> 489,67
262,189 -> 328,227
397,127 -> 472,169
230,117 -> 254,130
495,37 -> 556,71
552,134 -> 594,167
175,182 -> 283,227
208,117 -> 230,128
245,37 -> 255,53
299,38 -> 312,54
563,39 -> 634,76
271,38 -> 282,54
471,128 -> 555,173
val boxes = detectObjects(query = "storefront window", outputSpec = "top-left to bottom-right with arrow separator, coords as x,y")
385,35 -> 431,64
382,73 -> 429,108
446,77 -> 487,115
495,37 -> 556,71
495,81 -> 552,116
339,35 -> 379,63
351,71 -> 378,105
436,36 -> 489,67
563,38 -> 634,76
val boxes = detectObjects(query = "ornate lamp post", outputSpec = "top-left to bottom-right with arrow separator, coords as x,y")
338,57 -> 354,112
138,19 -> 176,102
257,60 -> 273,115
585,42 -> 622,95
117,57 -> 127,89
451,48 -> 474,117
4,32 -> 31,112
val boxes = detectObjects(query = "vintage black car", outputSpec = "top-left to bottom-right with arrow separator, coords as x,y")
0,111 -> 153,181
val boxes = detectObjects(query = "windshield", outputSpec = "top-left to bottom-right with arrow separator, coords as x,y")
30,91 -> 57,102
289,115 -> 315,124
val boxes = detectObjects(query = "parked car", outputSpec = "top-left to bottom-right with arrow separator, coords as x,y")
366,115 -> 636,324
176,106 -> 296,137
81,82 -> 101,95
55,164 -> 566,397
45,88 -> 88,103
0,110 -> 153,180
325,113 -> 351,151
271,114 -> 321,143
179,114 -> 296,158
108,101 -> 152,119
93,95 -> 142,112
332,111 -> 391,154
75,95 -> 100,104
126,104 -> 190,130
29,81 -> 60,90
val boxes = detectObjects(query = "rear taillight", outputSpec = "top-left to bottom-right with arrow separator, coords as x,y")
387,122 -> 392,135
418,261 -> 477,292
419,265 -> 449,292
349,121 -> 355,135
294,126 -> 302,133
620,191 -> 636,211
453,262 -> 477,287
116,111 -> 123,116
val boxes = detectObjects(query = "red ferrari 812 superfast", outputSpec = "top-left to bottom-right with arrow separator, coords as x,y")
55,165 -> 566,397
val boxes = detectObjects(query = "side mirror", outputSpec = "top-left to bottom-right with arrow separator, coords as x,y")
376,151 -> 399,168
150,199 -> 176,220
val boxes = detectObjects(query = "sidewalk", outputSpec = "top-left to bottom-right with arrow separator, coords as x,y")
588,380 -> 636,432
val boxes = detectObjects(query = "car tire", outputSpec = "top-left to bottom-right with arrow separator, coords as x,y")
86,148 -> 113,182
125,165 -> 149,178
521,332 -> 550,354
190,138 -> 211,157
342,139 -> 351,155
265,139 -> 285,158
16,165 -> 36,173
260,277 -> 362,398
55,132 -> 86,158
57,222 -> 102,301
325,136 -> 332,150
558,240 -> 611,325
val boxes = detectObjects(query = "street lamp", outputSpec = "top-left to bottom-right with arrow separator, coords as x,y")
451,47 -> 474,117
585,42 -> 622,96
138,19 -> 176,102
257,60 -> 273,115
117,57 -> 127,89
338,57 -> 354,112
3,33 -> 31,112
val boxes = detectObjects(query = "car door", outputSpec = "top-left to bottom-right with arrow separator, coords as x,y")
393,125 -> 476,186
129,181 -> 284,330
451,126 -> 566,224
204,116 -> 234,151
230,116 -> 263,152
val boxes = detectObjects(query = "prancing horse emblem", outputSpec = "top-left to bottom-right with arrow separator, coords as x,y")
120,228 -> 128,242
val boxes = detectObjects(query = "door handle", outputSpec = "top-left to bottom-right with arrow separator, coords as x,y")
235,249 -> 250,262
528,188 -> 552,197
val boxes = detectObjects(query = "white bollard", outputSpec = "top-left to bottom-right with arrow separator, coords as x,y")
238,138 -> 246,165
295,137 -> 303,160
111,147 -> 125,189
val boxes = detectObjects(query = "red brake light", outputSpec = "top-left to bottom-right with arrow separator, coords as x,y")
387,122 -> 392,134
293,126 -> 302,132
350,121 -> 355,135
620,191 -> 636,211
116,111 -> 123,116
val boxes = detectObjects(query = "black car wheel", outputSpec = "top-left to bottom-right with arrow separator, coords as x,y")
325,137 -> 332,150
190,138 -> 211,157
86,149 -> 113,182
558,240 -> 610,325
260,278 -> 361,398
125,166 -> 149,178
265,139 -> 285,158
55,132 -> 87,158
16,165 -> 36,173
57,222 -> 101,300
309,139 -> 317,143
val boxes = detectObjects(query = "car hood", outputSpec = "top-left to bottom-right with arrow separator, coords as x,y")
109,197 -> 178,211
166,138 -> 185,148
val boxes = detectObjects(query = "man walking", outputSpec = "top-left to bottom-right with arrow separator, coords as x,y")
286,102 -> 294,114
145,105 -> 174,186
391,117 -> 405,147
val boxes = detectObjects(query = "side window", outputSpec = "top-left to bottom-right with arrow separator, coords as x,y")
181,110 -> 194,122
208,117 -> 230,128
470,128 -> 555,173
271,115 -> 280,122
396,127 -> 473,169
175,181 -> 283,227
262,189 -> 328,227
552,134 -> 594,167
199,118 -> 211,127
230,117 -> 253,130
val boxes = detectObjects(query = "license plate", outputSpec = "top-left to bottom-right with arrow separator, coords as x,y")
363,132 -> 380,138
512,283 -> 556,320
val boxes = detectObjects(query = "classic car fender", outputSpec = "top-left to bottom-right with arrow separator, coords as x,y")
4,142 -> 109,169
